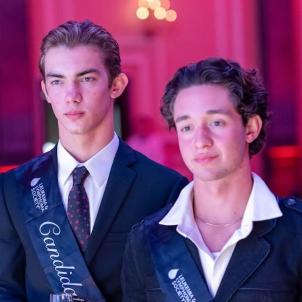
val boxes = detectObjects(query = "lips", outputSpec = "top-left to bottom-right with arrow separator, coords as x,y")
64,111 -> 85,120
194,154 -> 218,164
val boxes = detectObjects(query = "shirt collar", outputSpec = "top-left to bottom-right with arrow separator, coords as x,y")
57,133 -> 119,187
160,172 -> 282,228
241,172 -> 282,224
160,181 -> 194,226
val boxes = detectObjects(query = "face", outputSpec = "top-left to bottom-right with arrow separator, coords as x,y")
41,45 -> 127,141
173,84 -> 261,183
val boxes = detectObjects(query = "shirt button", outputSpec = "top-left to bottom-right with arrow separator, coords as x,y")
287,198 -> 296,206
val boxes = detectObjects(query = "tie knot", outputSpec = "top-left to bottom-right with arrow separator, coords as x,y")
72,166 -> 89,185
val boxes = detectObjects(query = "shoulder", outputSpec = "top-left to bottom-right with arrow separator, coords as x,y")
118,140 -> 187,181
277,196 -> 302,231
278,196 -> 302,214
1,147 -> 56,183
129,204 -> 174,239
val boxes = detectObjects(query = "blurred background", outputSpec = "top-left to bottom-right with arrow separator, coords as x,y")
0,0 -> 302,196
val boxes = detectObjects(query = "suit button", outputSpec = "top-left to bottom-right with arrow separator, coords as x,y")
287,198 -> 296,206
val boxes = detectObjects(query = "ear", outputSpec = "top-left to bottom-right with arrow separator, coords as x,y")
110,73 -> 128,99
245,114 -> 262,143
41,80 -> 51,103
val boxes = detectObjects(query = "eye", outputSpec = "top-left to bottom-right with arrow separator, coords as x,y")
49,79 -> 62,85
81,76 -> 96,82
179,125 -> 192,133
209,120 -> 225,127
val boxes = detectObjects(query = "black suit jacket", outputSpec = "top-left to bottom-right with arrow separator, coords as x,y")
122,198 -> 302,302
0,140 -> 188,302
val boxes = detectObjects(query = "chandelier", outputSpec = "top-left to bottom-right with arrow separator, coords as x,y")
136,0 -> 177,22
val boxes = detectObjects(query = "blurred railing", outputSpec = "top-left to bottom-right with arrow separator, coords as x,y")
267,145 -> 302,197
0,165 -> 17,173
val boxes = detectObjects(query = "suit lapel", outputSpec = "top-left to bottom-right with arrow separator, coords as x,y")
214,219 -> 276,302
85,141 -> 136,263
149,224 -> 213,301
184,238 -> 205,277
184,238 -> 213,300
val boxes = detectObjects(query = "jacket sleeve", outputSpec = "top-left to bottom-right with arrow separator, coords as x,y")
121,228 -> 147,302
0,173 -> 26,301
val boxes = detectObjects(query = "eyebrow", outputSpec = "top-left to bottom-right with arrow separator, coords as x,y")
174,109 -> 231,124
77,68 -> 100,77
175,115 -> 190,124
45,73 -> 64,79
45,68 -> 101,79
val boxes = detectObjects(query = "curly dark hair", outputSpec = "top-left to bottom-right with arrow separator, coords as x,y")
39,20 -> 121,85
161,57 -> 269,156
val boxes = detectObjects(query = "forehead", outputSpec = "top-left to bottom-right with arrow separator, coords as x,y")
44,44 -> 106,71
174,84 -> 235,109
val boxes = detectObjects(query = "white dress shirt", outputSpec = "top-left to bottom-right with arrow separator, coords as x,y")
160,173 -> 283,296
57,133 -> 119,233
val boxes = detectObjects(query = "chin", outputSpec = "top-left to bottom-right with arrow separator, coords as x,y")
64,127 -> 87,135
193,170 -> 226,182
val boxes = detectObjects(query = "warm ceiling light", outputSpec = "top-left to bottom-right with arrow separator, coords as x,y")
136,0 -> 177,22
136,6 -> 149,20
154,7 -> 166,20
165,9 -> 177,22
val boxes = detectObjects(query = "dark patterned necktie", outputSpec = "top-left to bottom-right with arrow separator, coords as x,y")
67,166 -> 90,252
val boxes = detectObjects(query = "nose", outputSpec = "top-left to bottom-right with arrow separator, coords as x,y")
65,83 -> 82,103
194,126 -> 213,149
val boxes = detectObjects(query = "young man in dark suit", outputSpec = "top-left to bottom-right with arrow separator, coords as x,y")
0,20 -> 187,302
122,58 -> 302,301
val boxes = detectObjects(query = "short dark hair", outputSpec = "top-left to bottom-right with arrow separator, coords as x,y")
39,20 -> 121,85
161,57 -> 269,156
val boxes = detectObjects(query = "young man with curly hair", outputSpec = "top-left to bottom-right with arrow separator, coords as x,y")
122,58 -> 302,301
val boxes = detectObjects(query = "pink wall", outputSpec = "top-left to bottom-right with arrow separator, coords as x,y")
0,0 -> 33,165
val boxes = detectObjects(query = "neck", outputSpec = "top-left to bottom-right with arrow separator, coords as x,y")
59,131 -> 114,163
193,169 -> 253,224
195,215 -> 242,227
